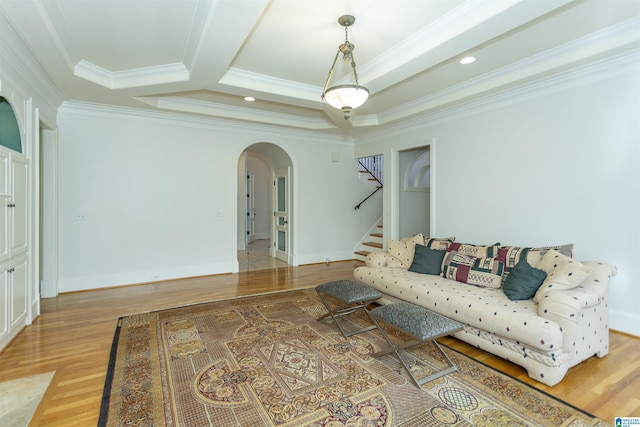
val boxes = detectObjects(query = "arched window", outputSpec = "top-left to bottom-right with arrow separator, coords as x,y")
0,96 -> 22,153
405,149 -> 430,190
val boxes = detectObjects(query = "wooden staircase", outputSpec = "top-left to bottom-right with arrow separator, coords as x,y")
354,224 -> 383,265
353,154 -> 384,265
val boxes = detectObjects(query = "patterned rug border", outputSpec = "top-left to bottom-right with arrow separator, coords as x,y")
117,286 -> 320,320
98,288 -> 603,426
441,341 -> 598,419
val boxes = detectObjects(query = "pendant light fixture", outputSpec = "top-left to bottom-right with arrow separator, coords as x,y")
321,15 -> 369,120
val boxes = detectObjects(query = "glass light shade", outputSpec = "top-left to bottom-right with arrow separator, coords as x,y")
323,85 -> 369,111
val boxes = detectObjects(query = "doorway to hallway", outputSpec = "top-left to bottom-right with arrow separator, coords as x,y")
237,142 -> 294,272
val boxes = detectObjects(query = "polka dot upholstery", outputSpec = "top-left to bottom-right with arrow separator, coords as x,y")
355,253 -> 616,387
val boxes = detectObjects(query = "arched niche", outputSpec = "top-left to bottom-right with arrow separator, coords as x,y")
0,96 -> 22,153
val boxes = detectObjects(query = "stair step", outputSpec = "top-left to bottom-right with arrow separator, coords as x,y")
355,250 -> 370,257
370,232 -> 383,238
363,241 -> 383,249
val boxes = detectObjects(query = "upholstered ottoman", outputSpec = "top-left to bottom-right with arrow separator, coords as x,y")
316,280 -> 382,338
370,301 -> 463,388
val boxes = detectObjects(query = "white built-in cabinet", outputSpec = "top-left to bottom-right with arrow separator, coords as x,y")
0,147 -> 28,349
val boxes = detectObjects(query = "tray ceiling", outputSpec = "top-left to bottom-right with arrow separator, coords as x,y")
1,0 -> 638,134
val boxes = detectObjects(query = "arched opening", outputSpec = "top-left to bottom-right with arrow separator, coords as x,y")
236,142 -> 293,272
398,146 -> 430,238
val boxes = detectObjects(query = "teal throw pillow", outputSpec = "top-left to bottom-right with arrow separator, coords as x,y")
502,260 -> 547,300
408,244 -> 446,275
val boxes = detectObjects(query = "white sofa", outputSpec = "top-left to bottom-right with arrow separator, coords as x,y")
353,236 -> 617,386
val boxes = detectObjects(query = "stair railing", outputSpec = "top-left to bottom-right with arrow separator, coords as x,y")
355,154 -> 383,210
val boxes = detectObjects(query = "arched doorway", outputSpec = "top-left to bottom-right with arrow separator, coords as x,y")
398,146 -> 431,238
236,143 -> 293,272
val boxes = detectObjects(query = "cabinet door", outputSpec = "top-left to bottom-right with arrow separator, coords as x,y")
0,196 -> 8,263
9,255 -> 27,330
0,150 -> 9,197
11,155 -> 27,256
0,264 -> 8,346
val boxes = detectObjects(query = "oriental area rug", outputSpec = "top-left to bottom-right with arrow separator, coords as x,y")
99,288 -> 609,427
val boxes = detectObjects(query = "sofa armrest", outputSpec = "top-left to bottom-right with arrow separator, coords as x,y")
537,261 -> 616,352
538,261 -> 616,315
366,251 -> 388,267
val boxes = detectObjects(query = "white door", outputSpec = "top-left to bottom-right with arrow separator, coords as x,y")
273,170 -> 289,263
246,173 -> 255,245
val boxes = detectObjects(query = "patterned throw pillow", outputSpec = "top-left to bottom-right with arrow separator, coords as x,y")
533,249 -> 590,302
441,251 -> 505,288
387,234 -> 425,268
446,242 -> 499,258
424,237 -> 455,250
496,244 -> 574,285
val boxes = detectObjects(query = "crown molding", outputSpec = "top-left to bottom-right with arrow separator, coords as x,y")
135,96 -> 336,130
31,0 -> 78,70
73,60 -> 190,90
360,0 -> 573,92
58,100 -> 351,143
182,0 -> 218,71
219,68 -> 322,106
356,48 -> 639,142
0,10 -> 63,118
377,16 -> 640,126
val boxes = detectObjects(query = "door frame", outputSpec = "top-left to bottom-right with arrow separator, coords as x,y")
272,167 -> 291,263
245,172 -> 256,245
234,142 -> 295,272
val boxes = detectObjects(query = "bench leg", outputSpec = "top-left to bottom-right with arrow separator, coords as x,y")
370,315 -> 458,389
316,292 -> 378,339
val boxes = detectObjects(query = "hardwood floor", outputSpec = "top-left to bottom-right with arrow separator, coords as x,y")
0,260 -> 637,426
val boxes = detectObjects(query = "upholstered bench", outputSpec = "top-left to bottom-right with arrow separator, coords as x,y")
316,280 -> 382,339
370,301 -> 463,388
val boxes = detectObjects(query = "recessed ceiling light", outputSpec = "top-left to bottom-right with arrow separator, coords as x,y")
244,96 -> 255,102
459,56 -> 476,65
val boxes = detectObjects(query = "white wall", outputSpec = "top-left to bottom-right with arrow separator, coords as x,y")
355,53 -> 640,336
56,103 -> 378,291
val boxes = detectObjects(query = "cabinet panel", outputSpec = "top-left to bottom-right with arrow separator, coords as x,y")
0,151 -> 8,196
0,197 -> 8,263
0,265 -> 7,344
11,156 -> 27,256
10,256 -> 27,329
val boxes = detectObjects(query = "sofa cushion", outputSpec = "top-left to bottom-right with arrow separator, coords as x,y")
533,249 -> 590,302
497,244 -> 574,285
424,237 -> 455,251
387,234 -> 425,268
408,244 -> 446,275
502,260 -> 547,300
441,251 -> 505,288
446,242 -> 499,258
